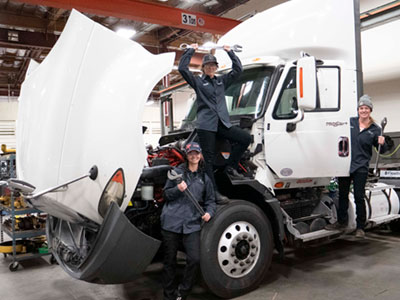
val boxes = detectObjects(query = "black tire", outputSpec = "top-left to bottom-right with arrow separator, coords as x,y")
9,261 -> 19,272
200,200 -> 273,298
50,254 -> 58,265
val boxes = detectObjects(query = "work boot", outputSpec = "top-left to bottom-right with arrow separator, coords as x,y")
225,166 -> 245,179
355,229 -> 365,238
216,191 -> 229,205
325,222 -> 347,231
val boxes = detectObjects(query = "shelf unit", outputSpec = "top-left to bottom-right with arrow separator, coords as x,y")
0,153 -> 16,180
0,199 -> 51,271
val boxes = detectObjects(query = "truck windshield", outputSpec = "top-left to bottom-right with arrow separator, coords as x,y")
225,67 -> 273,118
181,67 -> 273,128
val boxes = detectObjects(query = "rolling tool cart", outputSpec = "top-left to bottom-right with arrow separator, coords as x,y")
0,190 -> 51,271
0,149 -> 52,271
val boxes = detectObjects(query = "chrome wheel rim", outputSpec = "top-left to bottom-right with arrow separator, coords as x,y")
217,221 -> 260,278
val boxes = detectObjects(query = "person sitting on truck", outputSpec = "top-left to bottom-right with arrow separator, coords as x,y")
326,95 -> 387,238
161,142 -> 216,300
178,43 -> 252,204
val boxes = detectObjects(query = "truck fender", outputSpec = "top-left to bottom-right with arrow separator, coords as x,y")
226,179 -> 285,257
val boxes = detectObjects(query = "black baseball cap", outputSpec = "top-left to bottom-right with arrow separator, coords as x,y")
185,142 -> 202,153
202,54 -> 218,67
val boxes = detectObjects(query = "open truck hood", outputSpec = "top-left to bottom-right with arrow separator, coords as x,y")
17,10 -> 175,224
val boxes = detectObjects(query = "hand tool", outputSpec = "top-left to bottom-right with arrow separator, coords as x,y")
167,169 -> 206,216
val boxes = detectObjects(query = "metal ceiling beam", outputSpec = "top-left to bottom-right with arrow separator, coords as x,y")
0,10 -> 160,46
0,87 -> 20,97
0,27 -> 204,63
46,7 -> 67,29
14,0 -> 241,35
155,0 -> 249,44
0,67 -> 19,74
0,10 -> 65,32
0,27 -> 57,49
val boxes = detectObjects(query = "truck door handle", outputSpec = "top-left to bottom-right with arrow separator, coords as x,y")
338,136 -> 349,157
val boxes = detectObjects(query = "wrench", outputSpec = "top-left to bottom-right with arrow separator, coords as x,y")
179,43 -> 243,53
167,169 -> 206,216
373,117 -> 387,176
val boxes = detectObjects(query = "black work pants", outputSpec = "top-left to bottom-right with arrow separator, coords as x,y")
337,171 -> 368,229
161,230 -> 200,300
197,121 -> 251,189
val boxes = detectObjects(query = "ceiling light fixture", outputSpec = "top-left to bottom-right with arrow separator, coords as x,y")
204,0 -> 219,7
116,28 -> 137,39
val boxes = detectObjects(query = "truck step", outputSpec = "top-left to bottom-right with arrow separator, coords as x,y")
296,229 -> 342,242
294,215 -> 400,242
368,214 -> 400,226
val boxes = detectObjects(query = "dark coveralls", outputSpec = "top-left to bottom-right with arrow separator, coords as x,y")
161,163 -> 216,300
178,48 -> 252,189
337,117 -> 388,229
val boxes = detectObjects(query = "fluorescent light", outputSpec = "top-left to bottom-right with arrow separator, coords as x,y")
204,0 -> 219,7
116,28 -> 137,39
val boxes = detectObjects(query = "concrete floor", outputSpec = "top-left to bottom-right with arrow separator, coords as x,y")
1,228 -> 400,300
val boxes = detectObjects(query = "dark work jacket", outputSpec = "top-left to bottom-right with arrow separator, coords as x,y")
178,48 -> 243,132
350,117 -> 388,173
161,163 -> 216,234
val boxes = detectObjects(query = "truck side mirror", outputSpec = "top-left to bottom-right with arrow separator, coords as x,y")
296,56 -> 317,111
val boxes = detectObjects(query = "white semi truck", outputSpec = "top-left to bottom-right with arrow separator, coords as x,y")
7,0 -> 400,298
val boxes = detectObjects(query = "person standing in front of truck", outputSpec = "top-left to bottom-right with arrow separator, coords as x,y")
178,44 -> 252,204
326,95 -> 387,238
161,142 -> 216,300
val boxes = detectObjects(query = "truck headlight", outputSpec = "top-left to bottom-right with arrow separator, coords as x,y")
98,168 -> 125,218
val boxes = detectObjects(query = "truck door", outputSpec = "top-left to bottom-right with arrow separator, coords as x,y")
264,62 -> 352,179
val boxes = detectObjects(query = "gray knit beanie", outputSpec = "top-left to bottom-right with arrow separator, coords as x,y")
358,94 -> 373,111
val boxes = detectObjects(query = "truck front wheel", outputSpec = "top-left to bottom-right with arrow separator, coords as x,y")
200,200 -> 273,298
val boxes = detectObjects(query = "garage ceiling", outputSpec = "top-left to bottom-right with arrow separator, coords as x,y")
0,0 -> 252,97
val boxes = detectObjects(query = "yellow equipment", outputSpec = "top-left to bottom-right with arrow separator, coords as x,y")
1,144 -> 16,154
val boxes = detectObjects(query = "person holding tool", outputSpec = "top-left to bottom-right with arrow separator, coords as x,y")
161,142 -> 216,300
326,95 -> 388,238
178,43 -> 252,204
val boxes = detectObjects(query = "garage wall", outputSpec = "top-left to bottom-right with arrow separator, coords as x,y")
0,97 -> 18,150
142,89 -> 193,147
171,89 -> 195,126
362,19 -> 400,133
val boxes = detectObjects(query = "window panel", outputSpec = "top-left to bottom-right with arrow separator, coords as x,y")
273,66 -> 340,120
